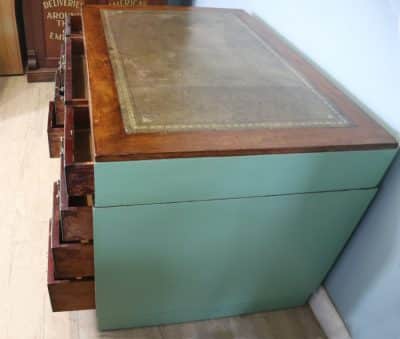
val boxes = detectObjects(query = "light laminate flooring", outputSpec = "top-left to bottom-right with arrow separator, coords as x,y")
0,76 -> 327,339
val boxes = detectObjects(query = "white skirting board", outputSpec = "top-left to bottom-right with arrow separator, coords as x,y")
309,287 -> 352,339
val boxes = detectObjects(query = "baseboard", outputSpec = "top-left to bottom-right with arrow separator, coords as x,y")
309,287 -> 352,339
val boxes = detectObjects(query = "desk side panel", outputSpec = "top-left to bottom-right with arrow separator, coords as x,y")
94,149 -> 396,207
94,188 -> 375,330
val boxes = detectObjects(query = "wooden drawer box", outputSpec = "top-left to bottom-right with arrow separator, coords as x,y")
64,105 -> 94,196
60,157 -> 93,242
65,15 -> 83,37
47,101 -> 63,158
51,182 -> 94,280
48,223 -> 95,312
64,36 -> 88,106
53,87 -> 65,128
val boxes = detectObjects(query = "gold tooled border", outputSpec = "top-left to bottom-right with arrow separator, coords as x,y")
101,10 -> 351,134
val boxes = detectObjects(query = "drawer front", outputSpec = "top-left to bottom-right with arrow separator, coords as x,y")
47,222 -> 95,312
95,149 -> 397,208
51,182 -> 94,279
94,188 -> 376,330
60,159 -> 93,242
47,101 -> 63,158
64,36 -> 88,106
64,105 -> 94,196
64,160 -> 94,196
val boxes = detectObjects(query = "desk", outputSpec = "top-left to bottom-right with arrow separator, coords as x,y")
46,6 -> 398,330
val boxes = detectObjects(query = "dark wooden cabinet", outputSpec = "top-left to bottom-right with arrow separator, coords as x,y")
22,0 -> 167,82
0,0 -> 24,75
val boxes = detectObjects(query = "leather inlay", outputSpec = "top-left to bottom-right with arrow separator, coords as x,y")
101,10 -> 350,134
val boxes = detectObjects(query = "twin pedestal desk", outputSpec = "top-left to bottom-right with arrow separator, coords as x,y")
46,6 -> 398,330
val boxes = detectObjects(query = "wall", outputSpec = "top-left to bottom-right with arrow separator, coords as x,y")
192,1 -> 400,338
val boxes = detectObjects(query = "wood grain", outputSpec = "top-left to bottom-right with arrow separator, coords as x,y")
64,105 -> 94,196
65,16 -> 83,37
64,36 -> 89,106
60,156 -> 93,242
0,0 -> 23,75
82,6 -> 397,162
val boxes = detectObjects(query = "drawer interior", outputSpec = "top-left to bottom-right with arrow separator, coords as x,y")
68,105 -> 92,162
64,105 -> 94,196
65,37 -> 88,103
60,158 -> 93,242
65,15 -> 82,36
72,54 -> 88,100
74,129 -> 92,162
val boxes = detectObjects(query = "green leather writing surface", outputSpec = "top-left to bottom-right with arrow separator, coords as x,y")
94,188 -> 375,330
94,149 -> 396,207
101,10 -> 350,133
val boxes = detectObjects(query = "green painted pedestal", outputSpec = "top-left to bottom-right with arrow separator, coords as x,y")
93,150 -> 396,330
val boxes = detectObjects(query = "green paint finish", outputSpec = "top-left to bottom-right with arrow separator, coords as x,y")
94,149 -> 396,207
94,188 -> 376,330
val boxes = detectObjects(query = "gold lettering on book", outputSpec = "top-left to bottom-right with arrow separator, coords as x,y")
43,0 -> 82,10
108,0 -> 147,6
49,31 -> 64,40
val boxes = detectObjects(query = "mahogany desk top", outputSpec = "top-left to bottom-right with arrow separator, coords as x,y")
82,6 -> 397,162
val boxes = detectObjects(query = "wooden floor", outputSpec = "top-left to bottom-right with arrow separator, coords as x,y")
0,75 -> 327,339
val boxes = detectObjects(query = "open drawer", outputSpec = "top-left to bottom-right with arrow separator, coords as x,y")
65,15 -> 82,37
48,221 -> 95,312
64,36 -> 88,106
51,182 -> 94,280
64,105 -> 94,196
60,157 -> 93,242
47,101 -> 63,158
